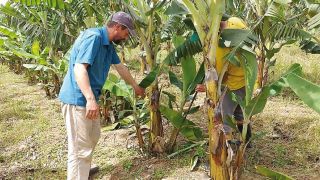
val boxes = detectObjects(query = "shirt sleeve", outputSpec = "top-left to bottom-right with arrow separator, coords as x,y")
111,46 -> 121,65
75,35 -> 101,65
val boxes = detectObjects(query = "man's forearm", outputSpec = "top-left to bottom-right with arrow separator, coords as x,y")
74,63 -> 95,101
114,64 -> 138,88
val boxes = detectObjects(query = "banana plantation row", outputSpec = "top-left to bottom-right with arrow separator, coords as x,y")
0,0 -> 319,179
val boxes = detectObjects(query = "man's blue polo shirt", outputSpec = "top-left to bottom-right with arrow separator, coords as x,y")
59,27 -> 120,106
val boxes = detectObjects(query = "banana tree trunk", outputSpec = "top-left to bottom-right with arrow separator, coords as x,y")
204,53 -> 229,180
181,0 -> 229,177
262,57 -> 269,87
257,42 -> 266,89
16,59 -> 22,74
204,2 -> 230,179
234,144 -> 244,178
139,45 -> 148,74
40,71 -> 51,97
257,50 -> 270,89
234,120 -> 250,179
135,124 -> 145,148
52,72 -> 61,96
139,40 -> 160,145
149,82 -> 163,142
257,55 -> 265,88
167,127 -> 179,152
144,12 -> 164,151
101,96 -> 112,125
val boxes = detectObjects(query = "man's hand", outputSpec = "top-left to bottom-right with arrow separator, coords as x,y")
134,85 -> 145,98
85,99 -> 100,120
195,84 -> 206,93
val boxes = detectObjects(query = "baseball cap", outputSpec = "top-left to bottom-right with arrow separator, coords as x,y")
111,11 -> 136,37
227,17 -> 247,29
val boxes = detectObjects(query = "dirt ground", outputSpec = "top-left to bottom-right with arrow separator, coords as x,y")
1,64 -> 320,179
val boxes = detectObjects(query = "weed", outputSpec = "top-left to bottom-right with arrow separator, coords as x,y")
122,159 -> 133,172
152,169 -> 165,179
133,167 -> 144,178
195,146 -> 206,158
272,144 -> 295,167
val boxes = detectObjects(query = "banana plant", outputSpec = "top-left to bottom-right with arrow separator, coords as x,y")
258,0 -> 320,88
2,0 -> 112,53
227,0 -> 320,89
206,1 -> 320,178
121,0 -> 187,149
0,1 -> 74,52
178,0 -> 233,178
162,55 -> 205,152
155,35 -> 204,152
0,0 -> 112,97
124,0 -> 165,148
140,1 -> 255,176
231,62 -> 320,179
100,73 -> 134,125
9,40 -> 68,97
18,0 -> 67,10
102,73 -> 149,149
218,2 -> 320,177
174,0 -> 268,178
0,23 -> 68,97
0,25 -> 24,73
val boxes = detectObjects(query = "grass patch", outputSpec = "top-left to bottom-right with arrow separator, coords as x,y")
248,96 -> 320,178
152,168 -> 166,179
96,164 -> 114,178
272,144 -> 294,167
269,45 -> 320,99
5,168 -> 66,179
0,100 -> 50,148
0,100 -> 34,121
272,45 -> 320,84
132,166 -> 144,179
122,159 -> 133,172
0,65 -> 66,178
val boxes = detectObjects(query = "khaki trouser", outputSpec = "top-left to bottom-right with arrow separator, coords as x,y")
61,104 -> 101,180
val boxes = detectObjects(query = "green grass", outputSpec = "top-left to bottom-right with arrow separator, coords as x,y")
132,166 -> 144,179
122,159 -> 133,172
268,45 -> 320,99
272,45 -> 320,84
247,96 -> 320,179
272,144 -> 293,167
152,169 -> 166,179
1,100 -> 33,120
0,65 -> 67,178
0,68 -> 50,147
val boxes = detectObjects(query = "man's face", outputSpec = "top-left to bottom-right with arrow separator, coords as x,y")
113,25 -> 129,44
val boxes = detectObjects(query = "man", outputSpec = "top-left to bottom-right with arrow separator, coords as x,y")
59,11 -> 145,179
196,17 -> 252,144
